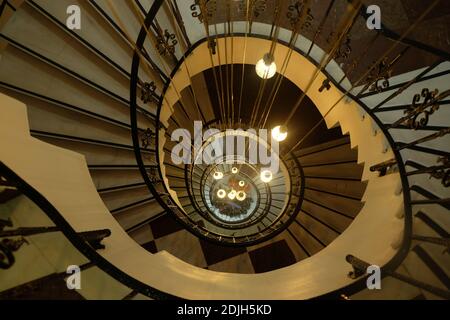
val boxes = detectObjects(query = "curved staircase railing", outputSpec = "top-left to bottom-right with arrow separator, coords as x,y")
0,0 -> 448,300
127,0 -> 449,298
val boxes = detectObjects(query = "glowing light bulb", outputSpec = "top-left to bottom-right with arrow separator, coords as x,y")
213,171 -> 224,180
256,53 -> 277,79
238,180 -> 245,187
260,170 -> 273,183
231,167 -> 239,174
271,125 -> 288,142
228,189 -> 237,200
236,191 -> 247,201
217,189 -> 226,199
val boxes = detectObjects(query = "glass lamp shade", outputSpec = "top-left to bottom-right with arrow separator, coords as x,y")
260,170 -> 273,183
213,171 -> 224,180
228,190 -> 237,200
236,191 -> 247,201
271,125 -> 288,142
217,189 -> 227,199
256,54 -> 277,79
238,180 -> 245,187
231,167 -> 239,174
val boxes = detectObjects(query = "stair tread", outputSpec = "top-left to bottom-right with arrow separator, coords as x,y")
304,189 -> 363,218
288,222 -> 324,256
305,178 -> 367,199
299,143 -> 358,166
297,213 -> 339,245
303,162 -> 364,180
294,136 -> 350,158
301,200 -> 353,233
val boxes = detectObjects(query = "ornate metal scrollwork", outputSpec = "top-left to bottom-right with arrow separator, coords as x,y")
367,57 -> 392,93
147,167 -> 159,183
435,156 -> 450,188
191,0 -> 216,23
0,237 -> 29,269
366,49 -> 409,93
325,32 -> 352,64
404,88 -> 443,130
141,81 -> 157,104
253,0 -> 267,18
140,128 -> 155,150
287,1 -> 302,26
287,1 -> 313,30
236,0 -> 247,16
156,29 -> 178,56
335,36 -> 352,61
190,1 -> 202,22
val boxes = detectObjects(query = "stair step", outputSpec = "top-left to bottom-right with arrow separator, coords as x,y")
115,200 -> 163,231
303,162 -> 364,180
305,178 -> 367,199
100,186 -> 151,211
294,136 -> 350,158
298,143 -> 358,166
297,213 -> 339,245
301,200 -> 353,233
288,222 -> 324,256
304,189 -> 363,218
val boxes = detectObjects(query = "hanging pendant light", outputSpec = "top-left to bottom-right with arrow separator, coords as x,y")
228,189 -> 237,200
236,191 -> 247,202
217,189 -> 227,199
260,170 -> 273,183
213,171 -> 224,180
231,167 -> 239,174
256,53 -> 277,79
271,125 -> 288,142
238,180 -> 245,187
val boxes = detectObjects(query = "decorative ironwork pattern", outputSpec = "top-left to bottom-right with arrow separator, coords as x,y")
287,1 -> 313,29
436,156 -> 450,187
156,29 -> 178,56
236,0 -> 247,17
0,237 -> 28,269
191,0 -> 216,23
147,167 -> 159,183
404,88 -> 448,130
335,36 -> 352,61
365,49 -> 409,93
367,57 -> 392,93
140,128 -> 156,150
141,81 -> 157,104
253,0 -> 267,18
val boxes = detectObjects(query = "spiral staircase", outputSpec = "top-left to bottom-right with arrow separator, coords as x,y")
0,0 -> 449,300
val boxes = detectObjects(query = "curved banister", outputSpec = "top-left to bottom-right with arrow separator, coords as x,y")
1,0 -> 448,300
0,161 -> 175,299
128,1 -> 407,295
